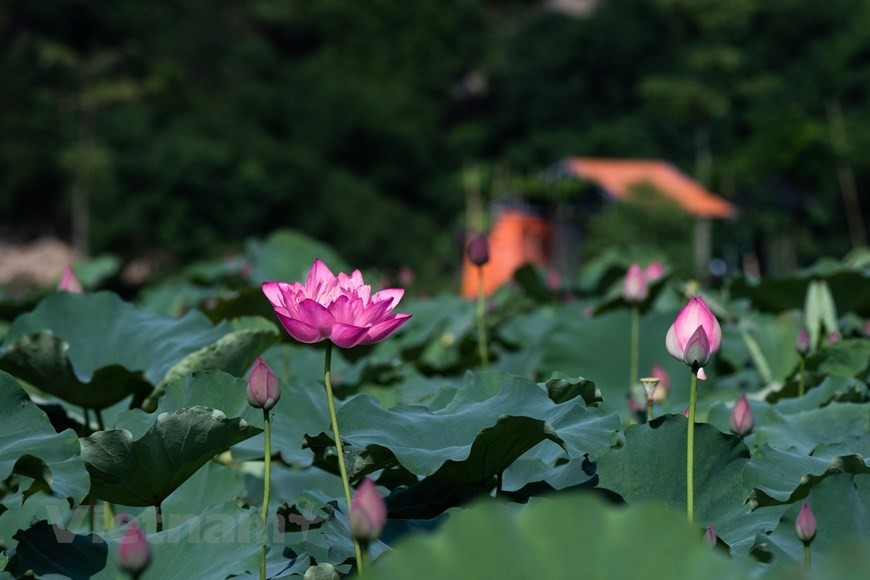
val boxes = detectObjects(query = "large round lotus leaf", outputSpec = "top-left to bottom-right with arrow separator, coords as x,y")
0,371 -> 90,511
80,406 -> 261,506
0,291 -> 230,408
311,371 -> 619,484
365,493 -> 753,580
247,229 -> 349,284
596,415 -> 757,549
6,502 -> 264,579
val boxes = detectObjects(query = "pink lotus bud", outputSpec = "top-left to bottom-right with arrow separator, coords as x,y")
350,478 -> 386,543
58,265 -> 83,293
696,367 -> 707,381
397,266 -> 415,287
682,406 -> 690,417
623,263 -> 648,302
730,394 -> 754,436
665,297 -> 722,369
466,233 -> 490,266
796,329 -> 810,355
651,364 -> 670,399
645,261 -> 665,281
247,357 -> 280,411
826,331 -> 839,345
118,520 -> 151,575
795,503 -> 816,543
547,268 -> 561,291
628,396 -> 643,414
704,524 -> 716,547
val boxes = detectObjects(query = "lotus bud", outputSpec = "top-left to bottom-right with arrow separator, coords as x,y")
683,406 -> 690,418
826,331 -> 839,345
645,261 -> 665,281
466,233 -> 490,266
350,478 -> 386,543
665,297 -> 722,370
247,357 -> 280,411
704,524 -> 716,548
623,263 -> 648,302
651,364 -> 670,400
795,329 -> 810,356
795,503 -> 817,544
118,520 -> 151,575
58,265 -> 83,293
730,394 -> 754,436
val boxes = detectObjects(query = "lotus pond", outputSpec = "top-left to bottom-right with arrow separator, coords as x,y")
0,230 -> 868,579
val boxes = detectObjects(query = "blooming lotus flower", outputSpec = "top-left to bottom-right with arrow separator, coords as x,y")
247,357 -> 280,411
795,503 -> 817,543
730,394 -> 754,436
665,297 -> 722,369
623,263 -> 648,302
118,520 -> 151,574
349,478 -> 387,542
645,261 -> 665,281
58,265 -> 83,293
466,233 -> 490,266
262,260 -> 411,349
796,328 -> 810,355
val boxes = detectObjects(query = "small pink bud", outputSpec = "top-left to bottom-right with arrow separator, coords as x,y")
730,394 -> 754,436
795,503 -> 816,543
547,268 -> 561,291
704,524 -> 716,547
826,331 -> 839,345
683,406 -> 690,418
796,329 -> 810,355
58,265 -> 83,293
118,520 -> 151,574
650,364 -> 670,400
247,357 -> 280,411
696,367 -> 707,381
623,263 -> 648,302
466,233 -> 490,266
628,396 -> 643,414
350,478 -> 387,542
645,261 -> 665,281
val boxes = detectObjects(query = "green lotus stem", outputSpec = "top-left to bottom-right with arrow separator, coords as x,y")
95,409 -> 105,432
260,408 -> 272,580
687,370 -> 698,524
798,357 -> 806,397
103,501 -> 115,531
630,306 -> 639,396
82,407 -> 91,436
646,397 -> 654,423
803,542 -> 811,570
323,342 -> 365,573
155,502 -> 163,533
476,266 -> 489,369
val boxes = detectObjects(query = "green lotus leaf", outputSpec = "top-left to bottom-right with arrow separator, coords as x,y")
365,493 -> 754,580
80,406 -> 261,506
0,371 -> 89,511
6,502 -> 264,579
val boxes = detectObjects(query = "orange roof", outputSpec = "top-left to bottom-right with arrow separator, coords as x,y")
562,157 -> 737,219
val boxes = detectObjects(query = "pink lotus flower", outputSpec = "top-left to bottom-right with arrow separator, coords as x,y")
730,394 -> 754,436
262,260 -> 411,349
795,502 -> 816,543
645,261 -> 665,281
623,263 -> 648,302
247,357 -> 280,411
651,364 -> 670,399
58,265 -> 83,293
118,520 -> 151,574
665,297 -> 722,369
704,524 -> 717,548
826,331 -> 839,345
350,478 -> 387,542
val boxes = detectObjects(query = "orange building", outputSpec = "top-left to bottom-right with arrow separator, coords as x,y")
461,158 -> 737,298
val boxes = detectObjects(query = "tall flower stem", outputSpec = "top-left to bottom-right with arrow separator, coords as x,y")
798,357 -> 806,397
476,266 -> 489,369
155,503 -> 163,533
323,342 -> 365,572
687,370 -> 698,524
260,408 -> 272,580
630,306 -> 639,397
803,542 -> 811,570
